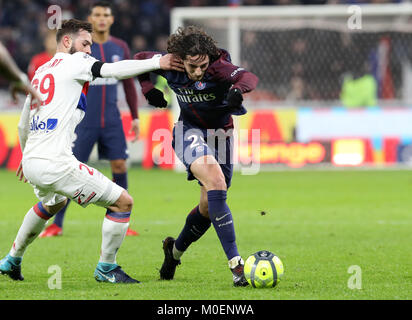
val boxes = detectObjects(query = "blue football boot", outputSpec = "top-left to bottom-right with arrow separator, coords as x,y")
94,263 -> 140,284
0,254 -> 24,281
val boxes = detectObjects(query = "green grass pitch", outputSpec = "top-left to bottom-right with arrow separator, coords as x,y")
0,167 -> 411,300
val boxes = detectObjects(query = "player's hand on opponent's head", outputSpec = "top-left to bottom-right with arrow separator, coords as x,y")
226,88 -> 243,111
159,54 -> 185,72
16,162 -> 27,183
145,88 -> 168,108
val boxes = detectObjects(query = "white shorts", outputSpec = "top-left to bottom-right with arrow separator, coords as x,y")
22,157 -> 124,208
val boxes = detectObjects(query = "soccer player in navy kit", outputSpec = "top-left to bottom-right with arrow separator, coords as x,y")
40,1 -> 139,237
135,26 -> 259,286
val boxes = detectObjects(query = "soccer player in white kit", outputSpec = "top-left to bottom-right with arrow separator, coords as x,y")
0,19 -> 184,283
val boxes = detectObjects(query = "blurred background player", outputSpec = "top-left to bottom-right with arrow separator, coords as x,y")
27,29 -> 57,81
135,26 -> 258,286
40,1 -> 139,237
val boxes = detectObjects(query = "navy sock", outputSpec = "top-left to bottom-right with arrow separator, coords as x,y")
53,199 -> 71,228
113,172 -> 128,190
207,190 -> 239,260
111,172 -> 131,229
175,206 -> 211,252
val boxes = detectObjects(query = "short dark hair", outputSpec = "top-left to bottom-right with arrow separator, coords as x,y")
89,1 -> 113,15
56,19 -> 93,43
167,26 -> 220,61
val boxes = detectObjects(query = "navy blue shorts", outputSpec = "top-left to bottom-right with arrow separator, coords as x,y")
73,125 -> 128,163
172,122 -> 234,188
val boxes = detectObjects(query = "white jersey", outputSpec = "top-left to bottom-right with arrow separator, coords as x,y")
19,52 -> 98,161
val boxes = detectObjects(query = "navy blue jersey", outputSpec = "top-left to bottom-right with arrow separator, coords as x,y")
79,36 -> 138,129
135,49 -> 258,130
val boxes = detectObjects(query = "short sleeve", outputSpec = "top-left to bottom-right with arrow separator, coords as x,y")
70,52 -> 99,82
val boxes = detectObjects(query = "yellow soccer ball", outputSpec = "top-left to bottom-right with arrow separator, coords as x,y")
244,250 -> 284,288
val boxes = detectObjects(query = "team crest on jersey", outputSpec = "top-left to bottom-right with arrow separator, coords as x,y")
112,55 -> 120,62
195,81 -> 206,90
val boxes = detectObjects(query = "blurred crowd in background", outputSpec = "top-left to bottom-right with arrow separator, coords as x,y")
0,0 -> 410,104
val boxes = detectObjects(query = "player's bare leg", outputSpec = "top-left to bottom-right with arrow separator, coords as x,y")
0,199 -> 67,281
94,190 -> 139,283
110,159 -> 139,236
198,186 -> 209,218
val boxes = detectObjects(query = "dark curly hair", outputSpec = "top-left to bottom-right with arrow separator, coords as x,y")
56,19 -> 93,43
167,26 -> 220,62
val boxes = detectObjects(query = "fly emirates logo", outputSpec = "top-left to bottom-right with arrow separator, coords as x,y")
175,88 -> 216,104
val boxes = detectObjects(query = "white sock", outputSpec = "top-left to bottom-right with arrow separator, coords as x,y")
172,244 -> 184,260
228,255 -> 243,269
10,205 -> 50,258
99,217 -> 129,264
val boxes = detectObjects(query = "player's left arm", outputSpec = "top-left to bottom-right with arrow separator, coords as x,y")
226,71 -> 259,109
209,59 -> 259,110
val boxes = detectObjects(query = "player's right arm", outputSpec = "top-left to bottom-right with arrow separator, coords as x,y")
17,96 -> 31,153
16,95 -> 32,182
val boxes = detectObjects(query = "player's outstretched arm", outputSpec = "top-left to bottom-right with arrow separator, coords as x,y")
133,51 -> 184,72
98,54 -> 184,80
0,42 -> 23,83
0,42 -> 42,104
